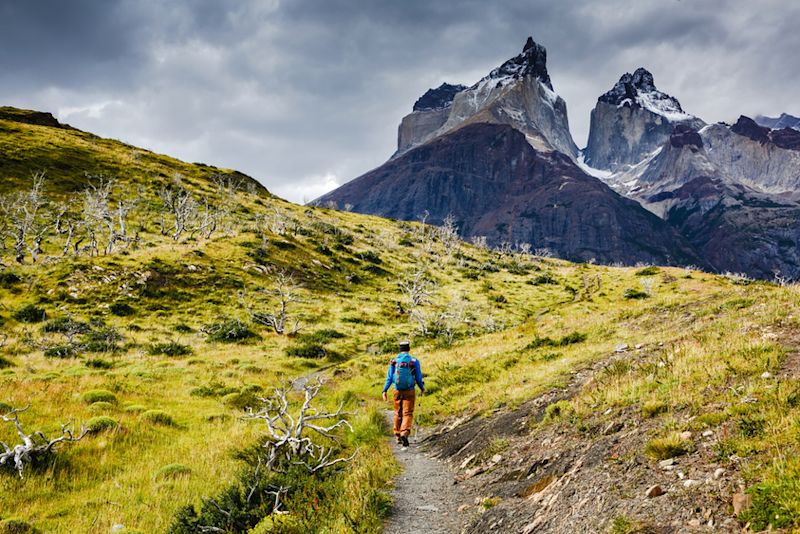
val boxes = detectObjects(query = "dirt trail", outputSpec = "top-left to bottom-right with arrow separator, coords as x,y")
382,411 -> 472,533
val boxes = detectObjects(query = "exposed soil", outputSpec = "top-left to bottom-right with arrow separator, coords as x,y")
383,345 -> 756,533
382,411 -> 474,533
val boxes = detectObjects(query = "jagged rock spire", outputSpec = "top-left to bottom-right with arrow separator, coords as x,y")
599,68 -> 660,105
484,36 -> 552,90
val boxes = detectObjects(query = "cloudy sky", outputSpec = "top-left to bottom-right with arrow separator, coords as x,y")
1,0 -> 798,202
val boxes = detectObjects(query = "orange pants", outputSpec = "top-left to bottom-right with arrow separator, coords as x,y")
393,389 -> 416,437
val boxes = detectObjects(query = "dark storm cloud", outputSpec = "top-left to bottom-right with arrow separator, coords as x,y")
1,0 -> 798,201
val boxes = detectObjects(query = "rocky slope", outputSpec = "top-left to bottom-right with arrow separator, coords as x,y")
319,122 -> 703,266
583,68 -> 705,171
394,37 -> 578,159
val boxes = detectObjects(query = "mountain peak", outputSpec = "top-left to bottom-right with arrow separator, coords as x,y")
598,68 -> 692,122
479,36 -> 552,90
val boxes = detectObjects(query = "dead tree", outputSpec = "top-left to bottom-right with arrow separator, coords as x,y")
470,235 -> 488,250
2,171 -> 49,263
0,405 -> 87,478
158,178 -> 198,241
437,214 -> 460,257
247,379 -> 355,475
397,266 -> 434,311
212,174 -> 243,236
240,270 -> 302,335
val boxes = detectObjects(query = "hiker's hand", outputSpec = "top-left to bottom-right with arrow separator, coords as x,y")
382,391 -> 387,402
419,389 -> 425,397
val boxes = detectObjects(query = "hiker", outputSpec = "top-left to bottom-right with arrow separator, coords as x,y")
382,340 -> 425,447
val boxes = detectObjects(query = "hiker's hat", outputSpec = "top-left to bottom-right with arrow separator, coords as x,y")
399,340 -> 411,351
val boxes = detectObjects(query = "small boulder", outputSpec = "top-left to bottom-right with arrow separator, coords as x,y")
658,458 -> 676,469
713,468 -> 725,479
645,484 -> 665,498
679,431 -> 692,440
615,343 -> 629,353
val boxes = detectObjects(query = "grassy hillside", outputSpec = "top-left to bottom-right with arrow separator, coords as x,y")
1,108 -> 799,532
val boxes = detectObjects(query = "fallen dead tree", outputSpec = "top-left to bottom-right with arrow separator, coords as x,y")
0,405 -> 87,478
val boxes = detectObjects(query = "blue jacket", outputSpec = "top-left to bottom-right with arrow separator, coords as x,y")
383,353 -> 424,392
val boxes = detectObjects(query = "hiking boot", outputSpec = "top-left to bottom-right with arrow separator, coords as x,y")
401,436 -> 409,447
395,436 -> 402,444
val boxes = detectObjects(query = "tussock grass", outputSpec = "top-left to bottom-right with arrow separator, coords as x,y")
3,112 -> 800,530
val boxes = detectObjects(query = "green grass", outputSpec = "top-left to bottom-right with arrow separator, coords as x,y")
3,108 -> 800,531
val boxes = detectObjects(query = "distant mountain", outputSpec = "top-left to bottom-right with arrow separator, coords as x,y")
756,112 -> 800,131
394,37 -> 578,159
322,38 -> 800,279
320,122 -> 702,266
583,68 -> 704,171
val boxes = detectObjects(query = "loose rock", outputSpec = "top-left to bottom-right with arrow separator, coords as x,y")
645,485 -> 665,498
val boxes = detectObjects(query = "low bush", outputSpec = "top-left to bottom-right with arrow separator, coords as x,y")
140,410 -> 177,427
524,331 -> 587,350
205,319 -> 258,343
358,251 -> 382,264
124,405 -> 147,414
623,288 -> 649,300
644,434 -> 694,460
635,266 -> 661,276
42,317 -> 90,334
0,272 -> 21,288
109,302 -> 136,317
43,344 -> 78,359
147,341 -> 193,357
14,304 -> 46,323
0,518 -> 40,534
296,329 -> 345,345
82,327 -> 123,352
174,323 -> 194,333
86,416 -> 119,433
530,272 -> 558,285
85,358 -> 113,369
81,390 -> 118,404
285,342 -> 332,359
222,391 -> 261,411
0,356 -> 14,369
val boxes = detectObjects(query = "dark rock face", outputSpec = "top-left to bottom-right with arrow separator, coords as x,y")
772,128 -> 800,150
0,106 -> 66,129
731,115 -> 800,151
483,36 -> 552,90
731,116 -> 770,144
669,124 -> 703,149
318,122 -> 703,267
412,83 -> 467,112
663,177 -> 800,279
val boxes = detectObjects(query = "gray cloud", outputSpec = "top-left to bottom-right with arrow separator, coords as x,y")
1,0 -> 798,201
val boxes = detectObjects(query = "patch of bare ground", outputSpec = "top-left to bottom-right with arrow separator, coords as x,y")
422,349 -> 747,533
